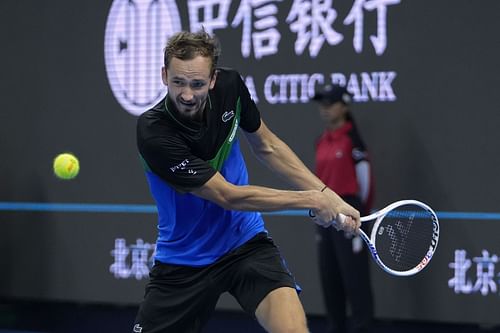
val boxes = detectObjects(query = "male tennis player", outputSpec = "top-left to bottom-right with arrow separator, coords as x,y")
134,30 -> 360,333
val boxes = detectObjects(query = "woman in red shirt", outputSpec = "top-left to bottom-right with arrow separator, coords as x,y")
312,84 -> 375,333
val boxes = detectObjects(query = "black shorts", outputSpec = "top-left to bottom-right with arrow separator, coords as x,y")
132,232 -> 298,333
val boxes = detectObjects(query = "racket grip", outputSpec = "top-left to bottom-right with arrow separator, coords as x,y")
308,210 -> 347,225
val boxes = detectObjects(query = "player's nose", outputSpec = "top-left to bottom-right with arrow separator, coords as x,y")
180,87 -> 194,102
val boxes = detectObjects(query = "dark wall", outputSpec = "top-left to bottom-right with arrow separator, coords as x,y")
1,0 -> 500,325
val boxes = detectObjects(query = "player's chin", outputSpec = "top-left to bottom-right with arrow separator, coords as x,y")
180,106 -> 200,117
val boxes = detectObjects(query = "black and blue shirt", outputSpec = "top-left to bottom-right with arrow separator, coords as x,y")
137,68 -> 266,266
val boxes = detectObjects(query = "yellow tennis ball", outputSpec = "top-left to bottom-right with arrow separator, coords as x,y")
53,153 -> 80,180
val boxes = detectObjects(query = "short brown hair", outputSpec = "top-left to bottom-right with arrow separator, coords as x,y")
164,30 -> 221,76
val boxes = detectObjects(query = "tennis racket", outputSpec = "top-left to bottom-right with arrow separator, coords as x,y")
326,200 -> 439,276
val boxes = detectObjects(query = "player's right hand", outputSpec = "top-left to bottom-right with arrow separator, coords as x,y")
309,188 -> 361,234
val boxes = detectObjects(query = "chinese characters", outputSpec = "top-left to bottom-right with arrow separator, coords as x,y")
110,238 -> 156,280
449,249 -> 499,296
186,0 -> 401,59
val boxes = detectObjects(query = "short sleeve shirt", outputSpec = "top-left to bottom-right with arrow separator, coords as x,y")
315,121 -> 369,197
137,68 -> 266,266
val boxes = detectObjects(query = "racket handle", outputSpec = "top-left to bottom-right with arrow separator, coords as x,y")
308,210 -> 347,226
309,210 -> 348,231
336,213 -> 364,236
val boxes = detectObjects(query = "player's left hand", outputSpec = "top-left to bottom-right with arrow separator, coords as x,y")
322,188 -> 361,234
331,214 -> 360,235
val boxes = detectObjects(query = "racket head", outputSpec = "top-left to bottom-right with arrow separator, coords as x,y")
366,200 -> 439,276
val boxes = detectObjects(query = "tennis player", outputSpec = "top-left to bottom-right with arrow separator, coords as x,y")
134,30 -> 360,333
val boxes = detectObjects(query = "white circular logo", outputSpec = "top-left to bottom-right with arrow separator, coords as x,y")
104,0 -> 181,116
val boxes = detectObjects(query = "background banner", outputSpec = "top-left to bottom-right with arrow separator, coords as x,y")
1,0 -> 500,325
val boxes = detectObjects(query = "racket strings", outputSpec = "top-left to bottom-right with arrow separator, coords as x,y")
385,220 -> 430,260
374,206 -> 436,271
384,225 -> 432,268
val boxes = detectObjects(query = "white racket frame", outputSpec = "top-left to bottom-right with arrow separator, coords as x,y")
339,199 -> 440,276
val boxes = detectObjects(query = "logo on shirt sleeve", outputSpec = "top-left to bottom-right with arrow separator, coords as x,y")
352,148 -> 367,160
169,159 -> 198,175
170,159 -> 190,172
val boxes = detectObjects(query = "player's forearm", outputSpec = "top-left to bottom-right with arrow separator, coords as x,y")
252,136 -> 324,191
252,139 -> 349,213
222,185 -> 320,212
193,173 -> 321,212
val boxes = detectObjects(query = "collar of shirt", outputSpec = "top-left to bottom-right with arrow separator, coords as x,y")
323,121 -> 353,141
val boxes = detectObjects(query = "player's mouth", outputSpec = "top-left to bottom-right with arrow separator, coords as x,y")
179,101 -> 197,111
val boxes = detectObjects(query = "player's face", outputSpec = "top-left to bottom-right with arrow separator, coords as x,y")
162,56 -> 216,120
319,102 -> 346,125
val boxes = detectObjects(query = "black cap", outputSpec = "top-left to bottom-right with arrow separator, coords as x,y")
312,84 -> 353,105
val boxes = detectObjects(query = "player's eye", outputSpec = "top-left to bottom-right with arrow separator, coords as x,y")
172,79 -> 186,86
190,81 -> 206,89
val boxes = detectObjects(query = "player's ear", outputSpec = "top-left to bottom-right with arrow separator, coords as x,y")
161,66 -> 168,86
209,70 -> 217,90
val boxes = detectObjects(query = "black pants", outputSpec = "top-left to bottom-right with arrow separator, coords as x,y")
316,196 -> 374,333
